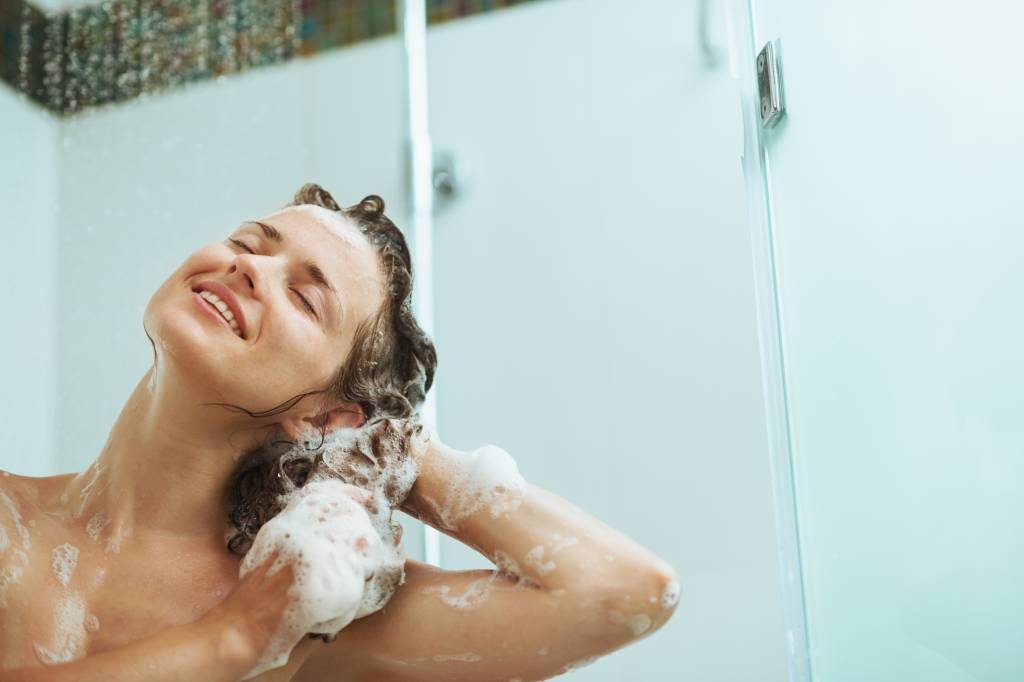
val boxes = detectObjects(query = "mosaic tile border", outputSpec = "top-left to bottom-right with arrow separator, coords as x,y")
0,0 -> 544,116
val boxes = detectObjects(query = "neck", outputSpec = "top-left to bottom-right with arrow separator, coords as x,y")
51,366 -> 274,553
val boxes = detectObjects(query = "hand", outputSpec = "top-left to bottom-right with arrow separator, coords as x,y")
200,550 -> 297,673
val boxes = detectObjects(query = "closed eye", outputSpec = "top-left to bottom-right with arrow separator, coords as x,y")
228,238 -> 254,254
227,238 -> 319,319
291,288 -> 318,317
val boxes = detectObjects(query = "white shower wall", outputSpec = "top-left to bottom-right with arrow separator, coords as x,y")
425,2 -> 786,680
0,85 -> 58,477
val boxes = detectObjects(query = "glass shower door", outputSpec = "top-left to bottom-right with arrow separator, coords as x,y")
734,0 -> 1024,680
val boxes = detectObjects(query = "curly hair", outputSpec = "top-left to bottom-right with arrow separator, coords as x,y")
223,183 -> 436,558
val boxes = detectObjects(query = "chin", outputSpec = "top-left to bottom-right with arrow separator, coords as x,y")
144,293 -> 242,384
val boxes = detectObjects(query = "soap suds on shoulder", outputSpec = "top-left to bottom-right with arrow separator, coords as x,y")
51,543 -> 79,587
34,593 -> 87,665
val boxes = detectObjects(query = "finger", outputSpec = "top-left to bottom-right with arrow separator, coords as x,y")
246,548 -> 283,581
266,560 -> 297,589
338,483 -> 373,507
261,548 -> 283,570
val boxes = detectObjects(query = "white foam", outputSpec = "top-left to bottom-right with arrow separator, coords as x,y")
0,566 -> 23,608
33,643 -> 69,665
0,492 -> 31,551
431,444 -> 526,530
51,544 -> 79,587
549,534 -> 579,554
34,593 -> 87,665
536,647 -> 549,656
425,575 -> 496,610
315,421 -> 425,510
104,524 -> 130,554
0,492 -> 31,606
524,545 -> 556,575
491,549 -> 520,576
237,419 -> 427,678
491,549 -> 539,589
85,513 -> 109,540
239,478 -> 397,679
661,578 -> 680,609
84,613 -> 100,632
609,609 -> 652,636
431,652 -> 482,663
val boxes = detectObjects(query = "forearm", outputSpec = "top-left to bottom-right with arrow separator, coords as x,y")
406,443 -> 680,629
5,620 -> 251,682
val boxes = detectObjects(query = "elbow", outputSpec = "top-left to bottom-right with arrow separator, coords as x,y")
648,565 -> 681,630
587,561 -> 681,644
626,563 -> 680,634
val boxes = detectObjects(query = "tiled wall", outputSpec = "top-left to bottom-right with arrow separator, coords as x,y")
0,0 -> 544,115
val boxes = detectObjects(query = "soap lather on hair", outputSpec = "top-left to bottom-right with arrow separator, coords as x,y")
237,417 -> 428,679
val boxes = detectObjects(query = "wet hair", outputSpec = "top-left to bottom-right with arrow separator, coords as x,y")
220,183 -> 436,566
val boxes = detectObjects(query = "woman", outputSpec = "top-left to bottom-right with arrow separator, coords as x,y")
0,184 -> 679,681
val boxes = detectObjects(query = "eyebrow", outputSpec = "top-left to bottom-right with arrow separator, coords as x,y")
244,220 -> 344,324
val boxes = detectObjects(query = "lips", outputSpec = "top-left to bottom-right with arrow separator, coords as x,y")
191,280 -> 248,339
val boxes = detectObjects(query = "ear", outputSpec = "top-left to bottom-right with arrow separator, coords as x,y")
279,400 -> 366,441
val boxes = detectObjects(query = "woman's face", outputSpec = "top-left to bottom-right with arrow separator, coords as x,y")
144,204 -> 384,419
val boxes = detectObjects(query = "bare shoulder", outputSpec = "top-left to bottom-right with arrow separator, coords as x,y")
0,469 -> 71,516
0,470 -> 58,639
0,470 -> 34,517
0,469 -> 76,566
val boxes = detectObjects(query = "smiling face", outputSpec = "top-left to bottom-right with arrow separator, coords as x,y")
144,204 -> 385,421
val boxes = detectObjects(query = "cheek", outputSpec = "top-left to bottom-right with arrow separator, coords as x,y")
146,249 -> 220,310
263,314 -> 343,377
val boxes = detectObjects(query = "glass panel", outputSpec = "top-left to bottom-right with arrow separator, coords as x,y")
746,0 -> 1024,679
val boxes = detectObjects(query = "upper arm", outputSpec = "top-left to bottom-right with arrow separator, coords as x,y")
297,559 -> 630,682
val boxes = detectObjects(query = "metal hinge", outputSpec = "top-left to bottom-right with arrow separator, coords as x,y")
756,40 -> 786,129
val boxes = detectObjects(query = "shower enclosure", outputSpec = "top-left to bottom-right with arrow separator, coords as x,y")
732,0 -> 1024,680
8,0 -> 1016,679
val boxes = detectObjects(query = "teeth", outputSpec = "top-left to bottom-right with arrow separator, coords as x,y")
198,289 -> 242,336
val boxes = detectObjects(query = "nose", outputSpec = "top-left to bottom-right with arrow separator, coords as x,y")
227,254 -> 259,296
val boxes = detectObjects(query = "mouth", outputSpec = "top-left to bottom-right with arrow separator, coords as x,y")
190,282 -> 247,339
